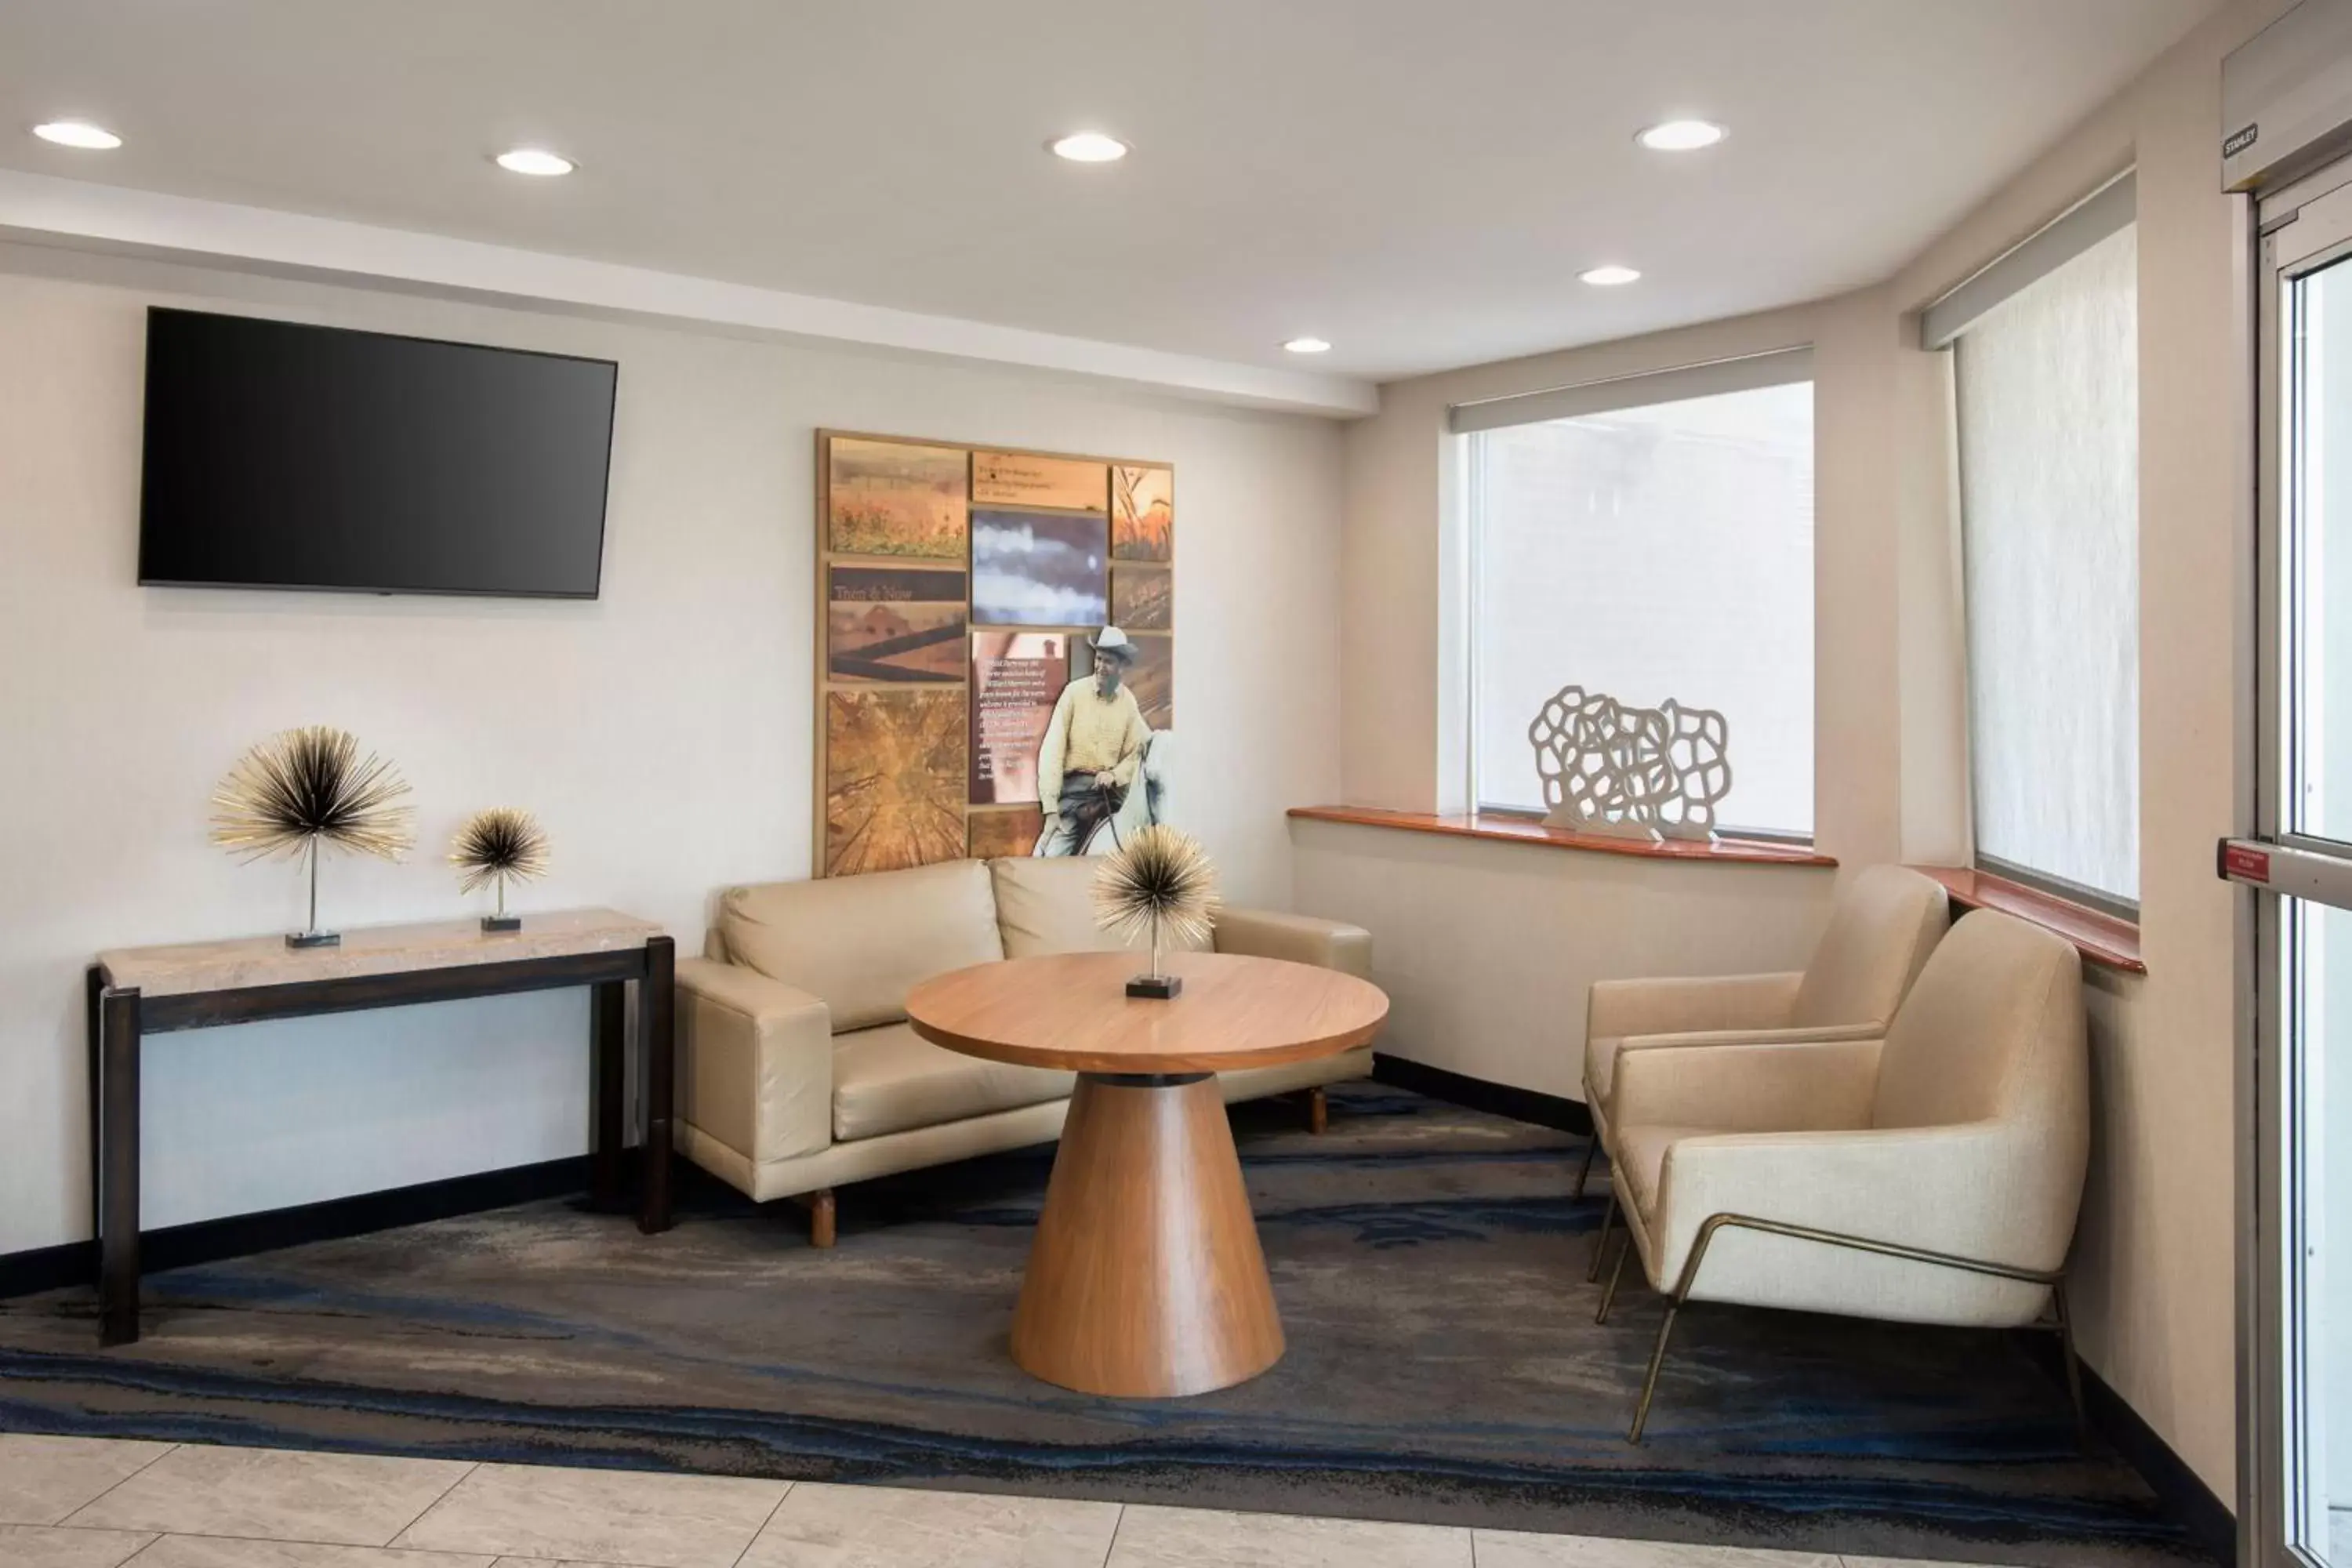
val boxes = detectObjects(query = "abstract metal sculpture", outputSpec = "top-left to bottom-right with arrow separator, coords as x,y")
451,807 -> 552,932
1530,686 -> 1733,841
1093,823 -> 1221,998
209,725 -> 416,947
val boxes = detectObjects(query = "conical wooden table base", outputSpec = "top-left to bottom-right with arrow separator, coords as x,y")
906,952 -> 1388,1399
1010,1073 -> 1285,1398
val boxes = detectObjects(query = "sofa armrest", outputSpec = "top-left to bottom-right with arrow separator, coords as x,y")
676,956 -> 833,1165
1214,908 -> 1372,977
1586,971 -> 1803,1044
1610,1035 -> 1882,1134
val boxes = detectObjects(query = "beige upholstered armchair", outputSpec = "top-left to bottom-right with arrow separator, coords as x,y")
1592,909 -> 2090,1442
1578,864 -> 1950,1203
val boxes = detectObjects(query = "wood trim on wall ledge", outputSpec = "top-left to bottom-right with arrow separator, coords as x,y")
1908,866 -> 2146,976
1286,805 -> 1838,867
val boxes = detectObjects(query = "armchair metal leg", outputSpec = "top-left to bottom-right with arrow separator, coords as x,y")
1629,1301 -> 1682,1443
1587,1195 -> 1619,1283
1570,1134 -> 1598,1200
2053,1280 -> 2089,1446
1596,1233 -> 1631,1324
1622,1208 -> 2074,1446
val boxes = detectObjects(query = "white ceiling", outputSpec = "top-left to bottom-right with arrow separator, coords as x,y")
1,0 -> 2220,387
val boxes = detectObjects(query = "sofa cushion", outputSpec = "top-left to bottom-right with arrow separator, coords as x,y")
989,855 -> 1215,960
720,859 -> 1004,1033
831,1022 -> 1075,1142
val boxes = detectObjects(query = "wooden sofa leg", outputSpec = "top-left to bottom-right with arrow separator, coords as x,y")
1305,1086 -> 1329,1135
797,1189 -> 837,1248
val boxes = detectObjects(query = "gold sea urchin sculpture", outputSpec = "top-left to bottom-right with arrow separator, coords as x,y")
209,725 -> 416,948
1093,824 -> 1221,999
451,807 -> 551,931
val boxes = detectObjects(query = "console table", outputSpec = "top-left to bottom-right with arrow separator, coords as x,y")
87,909 -> 675,1347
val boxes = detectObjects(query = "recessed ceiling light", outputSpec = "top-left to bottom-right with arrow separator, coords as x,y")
33,120 -> 122,151
1283,336 -> 1332,354
1636,119 -> 1726,152
1579,265 -> 1642,287
495,147 -> 575,177
1049,131 -> 1129,163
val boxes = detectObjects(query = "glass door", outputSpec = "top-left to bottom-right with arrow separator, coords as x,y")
2238,166 -> 2352,1568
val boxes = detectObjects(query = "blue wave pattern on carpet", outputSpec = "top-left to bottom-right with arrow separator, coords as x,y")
0,1083 -> 2208,1565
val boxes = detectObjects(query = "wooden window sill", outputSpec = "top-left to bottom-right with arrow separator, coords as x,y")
1287,805 -> 1838,867
1908,866 -> 2145,975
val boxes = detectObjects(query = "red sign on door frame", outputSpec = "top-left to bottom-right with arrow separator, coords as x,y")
2224,842 -> 2273,884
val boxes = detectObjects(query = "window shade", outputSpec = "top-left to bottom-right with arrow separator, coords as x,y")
1471,379 -> 1816,833
1450,347 -> 1813,436
1955,220 -> 2140,902
1921,172 -> 2134,348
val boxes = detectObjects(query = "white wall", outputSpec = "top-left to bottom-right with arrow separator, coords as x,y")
0,244 -> 1346,1255
1294,820 -> 1836,1099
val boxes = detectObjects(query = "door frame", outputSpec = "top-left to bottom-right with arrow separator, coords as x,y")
2241,158 -> 2352,1568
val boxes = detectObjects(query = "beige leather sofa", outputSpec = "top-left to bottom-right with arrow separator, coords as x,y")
673,855 -> 1375,1243
1597,909 -> 2090,1441
1578,864 -> 1951,1204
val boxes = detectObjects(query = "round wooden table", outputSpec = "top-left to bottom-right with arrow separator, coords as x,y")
905,949 -> 1388,1398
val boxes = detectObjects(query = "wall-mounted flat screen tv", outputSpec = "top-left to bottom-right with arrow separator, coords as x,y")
138,308 -> 618,597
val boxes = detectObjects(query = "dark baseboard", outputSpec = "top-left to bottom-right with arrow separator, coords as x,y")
0,1155 -> 592,1301
2073,1355 -> 2236,1563
0,1238 -> 93,1301
1373,1052 -> 1593,1137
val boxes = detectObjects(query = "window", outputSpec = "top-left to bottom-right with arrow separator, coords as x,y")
1464,363 -> 1817,836
1943,184 -> 2139,907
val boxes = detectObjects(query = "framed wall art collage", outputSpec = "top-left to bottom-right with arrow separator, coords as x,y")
815,430 -> 1176,878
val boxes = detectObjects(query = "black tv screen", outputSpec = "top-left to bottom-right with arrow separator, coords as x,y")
139,309 -> 617,597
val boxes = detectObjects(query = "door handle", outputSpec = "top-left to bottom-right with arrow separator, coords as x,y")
2220,837 -> 2352,909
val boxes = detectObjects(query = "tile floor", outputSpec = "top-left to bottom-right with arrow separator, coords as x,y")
0,1433 -> 2024,1567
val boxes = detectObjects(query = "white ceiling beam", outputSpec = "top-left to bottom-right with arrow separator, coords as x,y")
0,169 -> 1377,419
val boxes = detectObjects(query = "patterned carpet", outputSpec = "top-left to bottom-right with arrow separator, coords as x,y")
0,1083 -> 2209,1565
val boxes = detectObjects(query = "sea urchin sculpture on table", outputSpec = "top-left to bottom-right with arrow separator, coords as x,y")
451,807 -> 551,932
1093,823 -> 1221,999
209,725 -> 416,949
